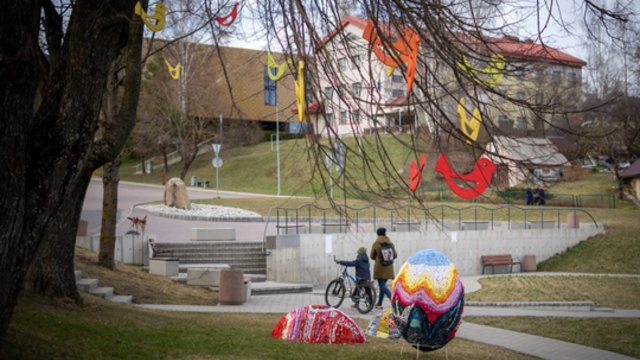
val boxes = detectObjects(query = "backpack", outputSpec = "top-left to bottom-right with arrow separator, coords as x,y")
379,243 -> 394,266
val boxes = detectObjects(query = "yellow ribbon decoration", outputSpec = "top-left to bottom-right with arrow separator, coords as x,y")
294,60 -> 305,123
266,52 -> 292,81
457,53 -> 505,89
457,97 -> 482,144
164,59 -> 181,80
135,2 -> 166,32
385,65 -> 395,77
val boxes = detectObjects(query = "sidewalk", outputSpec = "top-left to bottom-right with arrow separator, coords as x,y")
135,276 -> 640,360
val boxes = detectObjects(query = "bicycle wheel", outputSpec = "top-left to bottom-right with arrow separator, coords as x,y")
355,285 -> 376,314
325,279 -> 346,308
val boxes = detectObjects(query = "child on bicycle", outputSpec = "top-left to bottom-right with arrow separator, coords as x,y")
335,247 -> 372,304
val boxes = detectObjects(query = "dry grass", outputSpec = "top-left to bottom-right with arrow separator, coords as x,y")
74,247 -> 216,305
466,275 -> 640,309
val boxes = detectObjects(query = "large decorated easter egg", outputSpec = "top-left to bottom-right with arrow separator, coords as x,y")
271,304 -> 365,344
391,249 -> 464,351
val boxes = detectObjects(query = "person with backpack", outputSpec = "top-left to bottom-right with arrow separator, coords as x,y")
370,227 -> 397,309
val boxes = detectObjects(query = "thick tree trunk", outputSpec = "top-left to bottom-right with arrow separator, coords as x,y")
99,156 -> 121,269
26,173 -> 92,301
0,0 -> 143,345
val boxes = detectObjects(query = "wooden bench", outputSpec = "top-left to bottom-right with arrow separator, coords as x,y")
197,180 -> 210,188
481,254 -> 521,274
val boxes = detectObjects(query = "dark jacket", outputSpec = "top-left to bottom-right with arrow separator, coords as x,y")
337,253 -> 371,281
370,235 -> 397,280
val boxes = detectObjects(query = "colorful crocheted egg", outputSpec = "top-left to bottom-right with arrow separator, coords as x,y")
391,249 -> 464,351
271,304 -> 365,344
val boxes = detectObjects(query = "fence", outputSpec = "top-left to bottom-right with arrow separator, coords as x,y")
419,186 -> 617,208
262,203 -> 599,251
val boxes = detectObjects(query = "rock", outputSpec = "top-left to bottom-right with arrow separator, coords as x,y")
164,177 -> 190,209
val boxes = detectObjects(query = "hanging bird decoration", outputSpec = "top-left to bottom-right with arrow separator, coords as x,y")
294,60 -> 306,123
212,2 -> 239,27
134,1 -> 166,32
435,154 -> 495,199
457,53 -> 505,89
457,97 -> 482,144
409,153 -> 426,192
266,52 -> 292,81
362,20 -> 420,94
164,58 -> 181,80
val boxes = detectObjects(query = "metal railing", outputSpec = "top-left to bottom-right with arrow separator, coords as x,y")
261,203 -> 599,253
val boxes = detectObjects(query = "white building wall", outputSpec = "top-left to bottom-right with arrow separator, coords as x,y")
266,223 -> 602,286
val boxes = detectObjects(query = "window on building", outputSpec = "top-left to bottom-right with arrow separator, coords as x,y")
352,110 -> 360,124
340,110 -> 348,125
263,65 -> 277,106
324,86 -> 333,100
568,71 -> 578,83
325,113 -> 333,124
351,55 -> 361,69
391,73 -> 404,83
516,91 -> 525,101
392,89 -> 405,98
352,82 -> 361,97
498,115 -> 511,129
338,84 -> 346,97
552,70 -> 562,82
338,57 -> 347,72
535,93 -> 544,105
514,66 -> 525,79
535,69 -> 544,79
515,116 -> 526,129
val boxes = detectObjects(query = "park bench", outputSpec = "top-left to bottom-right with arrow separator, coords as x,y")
197,180 -> 210,188
481,254 -> 521,274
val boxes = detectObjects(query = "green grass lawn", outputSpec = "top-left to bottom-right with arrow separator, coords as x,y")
2,293 -> 536,360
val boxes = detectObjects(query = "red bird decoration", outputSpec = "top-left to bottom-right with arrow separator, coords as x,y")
212,2 -> 239,27
435,154 -> 495,199
409,153 -> 426,192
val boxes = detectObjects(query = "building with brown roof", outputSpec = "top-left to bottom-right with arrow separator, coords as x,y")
307,16 -> 586,137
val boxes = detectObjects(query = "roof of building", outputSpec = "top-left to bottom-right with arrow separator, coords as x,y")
488,136 -> 569,166
320,17 -> 586,67
621,159 -> 640,179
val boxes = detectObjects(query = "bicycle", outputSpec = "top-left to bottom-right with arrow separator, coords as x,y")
324,258 -> 377,314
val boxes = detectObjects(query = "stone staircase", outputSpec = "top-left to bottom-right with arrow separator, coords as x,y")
153,241 -> 267,276
75,270 -> 132,304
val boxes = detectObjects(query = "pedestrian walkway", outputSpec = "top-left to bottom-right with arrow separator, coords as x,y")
135,275 -> 640,360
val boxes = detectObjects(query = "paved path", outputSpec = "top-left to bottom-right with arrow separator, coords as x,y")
135,278 -> 639,360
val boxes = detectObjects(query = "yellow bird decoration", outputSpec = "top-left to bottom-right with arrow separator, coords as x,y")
457,97 -> 482,144
135,2 -> 166,32
164,58 -> 181,80
457,53 -> 505,89
266,52 -> 292,82
294,60 -> 305,123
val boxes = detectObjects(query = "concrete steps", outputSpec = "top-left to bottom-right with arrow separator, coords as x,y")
74,270 -> 132,305
154,241 -> 267,275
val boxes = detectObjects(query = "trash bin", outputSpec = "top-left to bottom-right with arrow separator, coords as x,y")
190,175 -> 198,187
522,255 -> 537,272
219,270 -> 245,305
567,213 -> 579,229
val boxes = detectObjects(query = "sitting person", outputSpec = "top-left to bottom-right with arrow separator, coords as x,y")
335,247 -> 372,302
